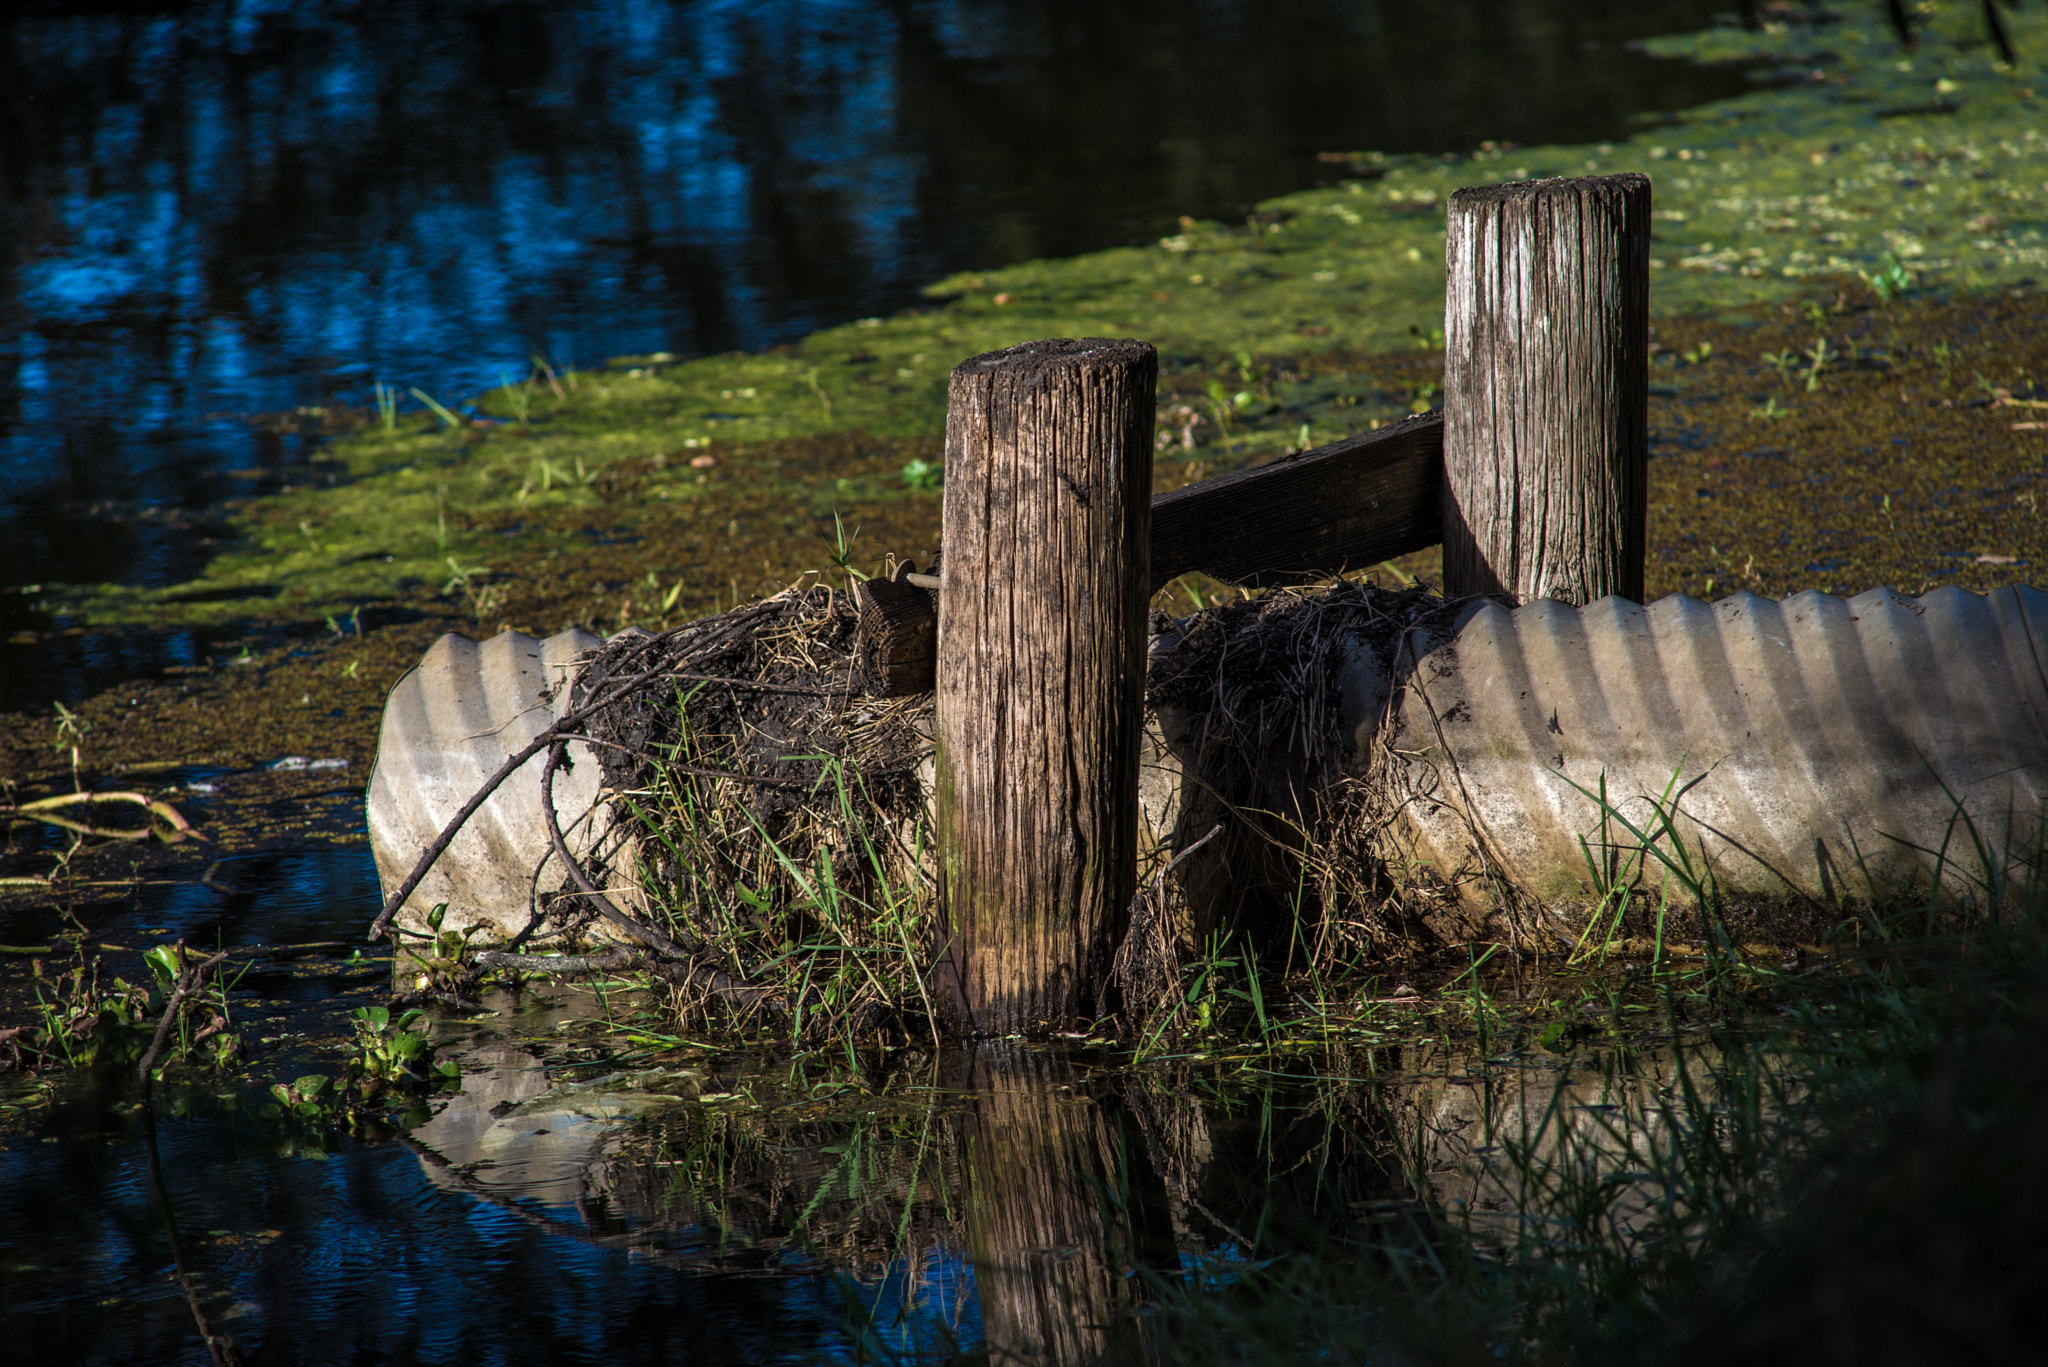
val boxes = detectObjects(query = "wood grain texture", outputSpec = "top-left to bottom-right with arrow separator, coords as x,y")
949,1045 -> 1173,1365
854,561 -> 937,697
932,337 -> 1155,1035
1149,410 -> 1443,591
1442,173 -> 1651,605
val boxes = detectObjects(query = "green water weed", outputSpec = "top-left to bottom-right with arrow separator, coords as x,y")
407,387 -> 464,430
496,371 -> 533,425
1802,337 -> 1835,391
1863,252 -> 1913,301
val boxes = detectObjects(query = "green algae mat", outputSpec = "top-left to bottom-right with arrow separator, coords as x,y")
4,1 -> 2044,788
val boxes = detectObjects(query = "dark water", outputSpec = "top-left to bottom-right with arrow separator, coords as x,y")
0,849 -> 1695,1364
0,0 -> 1751,607
0,839 -> 381,952
6,1065 -> 987,1366
1,844 -> 1459,1366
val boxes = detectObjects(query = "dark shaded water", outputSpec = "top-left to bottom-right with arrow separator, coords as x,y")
0,846 -> 1437,1366
0,841 -> 1691,1367
8,1082 -> 955,1367
0,0 -> 1750,607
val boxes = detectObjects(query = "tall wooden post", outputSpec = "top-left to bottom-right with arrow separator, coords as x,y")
1442,173 -> 1651,605
933,338 -> 1156,1035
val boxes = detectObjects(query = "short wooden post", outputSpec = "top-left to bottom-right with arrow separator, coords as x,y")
1442,173 -> 1651,605
854,560 -> 938,697
932,337 -> 1156,1035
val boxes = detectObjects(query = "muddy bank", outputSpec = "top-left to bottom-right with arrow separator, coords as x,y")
7,285 -> 2045,930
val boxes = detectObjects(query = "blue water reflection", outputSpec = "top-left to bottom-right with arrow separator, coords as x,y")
0,1100 -> 981,1364
1,0 -> 1744,598
0,843 -> 384,950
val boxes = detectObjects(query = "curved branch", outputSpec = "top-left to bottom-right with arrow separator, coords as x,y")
538,739 -> 784,1018
368,611 -> 779,941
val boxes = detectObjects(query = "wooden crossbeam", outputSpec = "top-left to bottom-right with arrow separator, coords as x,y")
856,410 -> 1447,699
1148,409 -> 1443,592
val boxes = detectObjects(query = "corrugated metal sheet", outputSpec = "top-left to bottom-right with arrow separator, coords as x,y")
365,627 -> 605,940
367,584 -> 2047,945
1381,585 -> 2048,910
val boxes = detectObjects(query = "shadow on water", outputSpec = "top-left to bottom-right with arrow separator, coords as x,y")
1,967 -> 1720,1364
137,1104 -> 248,1367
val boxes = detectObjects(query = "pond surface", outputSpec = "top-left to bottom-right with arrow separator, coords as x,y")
0,0 -> 1750,610
1,846 -> 1721,1365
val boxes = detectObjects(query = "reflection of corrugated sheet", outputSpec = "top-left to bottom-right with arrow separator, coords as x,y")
1387,585 -> 2048,908
366,627 -> 604,940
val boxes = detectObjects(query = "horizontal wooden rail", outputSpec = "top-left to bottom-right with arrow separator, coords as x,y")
854,411 -> 1444,697
1148,409 -> 1443,592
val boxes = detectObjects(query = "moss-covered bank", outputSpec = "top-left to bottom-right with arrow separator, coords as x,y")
19,3 -> 2039,632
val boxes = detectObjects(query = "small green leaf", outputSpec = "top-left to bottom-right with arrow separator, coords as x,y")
143,945 -> 181,985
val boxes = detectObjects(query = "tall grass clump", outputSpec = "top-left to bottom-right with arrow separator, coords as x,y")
1125,801 -> 2048,1365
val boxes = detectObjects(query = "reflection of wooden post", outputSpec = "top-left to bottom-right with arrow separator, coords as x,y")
951,1046 -> 1173,1365
1442,174 -> 1651,605
933,338 -> 1155,1035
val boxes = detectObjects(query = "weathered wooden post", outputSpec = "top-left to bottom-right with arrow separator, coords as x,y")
932,338 -> 1156,1035
1442,173 -> 1651,605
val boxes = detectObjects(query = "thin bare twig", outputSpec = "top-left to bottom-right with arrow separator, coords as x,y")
11,790 -> 206,843
137,943 -> 231,1085
367,609 -> 780,941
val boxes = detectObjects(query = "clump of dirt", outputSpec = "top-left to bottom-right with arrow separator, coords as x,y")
576,581 -> 931,841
